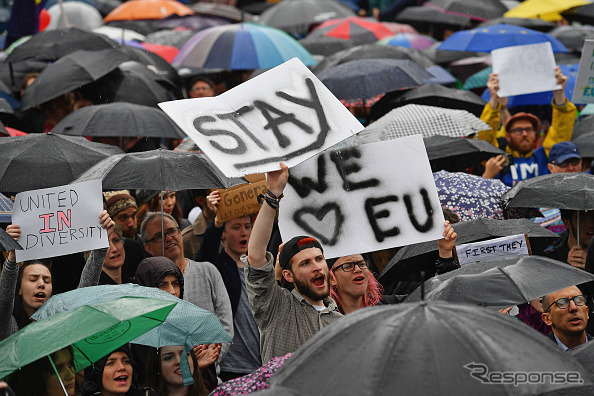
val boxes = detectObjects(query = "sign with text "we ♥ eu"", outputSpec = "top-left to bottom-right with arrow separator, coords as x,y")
279,135 -> 445,259
159,58 -> 364,178
12,180 -> 108,262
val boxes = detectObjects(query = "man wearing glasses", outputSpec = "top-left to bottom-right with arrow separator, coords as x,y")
140,211 -> 234,360
480,67 -> 576,186
541,286 -> 591,350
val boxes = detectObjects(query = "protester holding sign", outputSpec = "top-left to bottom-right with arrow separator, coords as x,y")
0,210 -> 114,341
480,67 -> 576,186
244,163 -> 342,362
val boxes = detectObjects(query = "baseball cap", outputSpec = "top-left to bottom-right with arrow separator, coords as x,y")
279,236 -> 324,270
549,141 -> 582,165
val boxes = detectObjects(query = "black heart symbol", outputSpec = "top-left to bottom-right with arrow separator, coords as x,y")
293,203 -> 344,246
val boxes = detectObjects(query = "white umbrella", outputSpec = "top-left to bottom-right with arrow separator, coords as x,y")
47,1 -> 103,30
357,104 -> 489,143
93,25 -> 146,41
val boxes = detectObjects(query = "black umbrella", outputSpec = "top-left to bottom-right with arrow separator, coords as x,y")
562,3 -> 594,25
0,59 -> 48,93
423,41 -> 483,65
572,115 -> 594,139
269,301 -> 594,395
551,25 -> 594,52
73,148 -> 245,191
501,173 -> 594,211
379,218 -> 559,284
5,27 -> 118,63
395,83 -> 487,116
20,49 -> 130,110
259,0 -> 354,32
424,135 -> 504,171
317,59 -> 432,100
0,227 -> 22,252
191,2 -> 255,22
395,6 -> 473,31
571,341 -> 594,375
479,17 -> 557,32
573,132 -> 594,159
405,255 -> 594,308
51,103 -> 185,139
313,43 -> 435,74
105,20 -> 160,35
0,133 -> 123,192
423,0 -> 507,22
116,45 -> 181,88
0,99 -> 13,115
299,35 -> 357,56
555,51 -> 582,65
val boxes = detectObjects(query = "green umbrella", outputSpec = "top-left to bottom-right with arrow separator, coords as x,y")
0,296 -> 176,379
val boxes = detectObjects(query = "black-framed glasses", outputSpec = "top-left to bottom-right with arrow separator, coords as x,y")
332,260 -> 370,272
509,127 -> 536,135
552,158 -> 581,168
545,295 -> 587,312
147,227 -> 180,244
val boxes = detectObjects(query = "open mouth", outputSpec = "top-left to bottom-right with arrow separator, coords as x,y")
114,375 -> 129,384
353,275 -> 366,284
165,242 -> 177,251
239,240 -> 247,248
34,292 -> 46,301
312,275 -> 325,287
569,316 -> 582,325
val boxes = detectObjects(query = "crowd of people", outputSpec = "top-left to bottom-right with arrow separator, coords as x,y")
2,0 -> 594,395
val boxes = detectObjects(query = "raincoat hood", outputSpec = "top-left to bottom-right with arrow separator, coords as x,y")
135,256 -> 184,299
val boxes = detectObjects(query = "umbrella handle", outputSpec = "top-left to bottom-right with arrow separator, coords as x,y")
48,355 -> 69,396
161,191 -> 165,257
577,211 -> 580,247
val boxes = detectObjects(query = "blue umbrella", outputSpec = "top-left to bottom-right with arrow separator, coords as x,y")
425,65 -> 457,85
0,192 -> 12,223
481,63 -> 578,107
437,23 -> 569,53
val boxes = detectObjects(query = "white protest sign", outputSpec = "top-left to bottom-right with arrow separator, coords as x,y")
159,58 -> 364,178
12,180 -> 108,261
492,42 -> 560,97
278,135 -> 446,259
572,39 -> 594,104
455,234 -> 530,267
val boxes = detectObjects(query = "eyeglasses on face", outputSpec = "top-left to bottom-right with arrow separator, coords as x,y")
552,158 -> 581,168
147,227 -> 180,244
332,259 -> 370,272
545,295 -> 587,312
508,127 -> 537,135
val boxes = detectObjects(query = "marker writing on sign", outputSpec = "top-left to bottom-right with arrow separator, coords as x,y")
192,78 -> 330,169
288,147 -> 435,246
464,240 -> 524,257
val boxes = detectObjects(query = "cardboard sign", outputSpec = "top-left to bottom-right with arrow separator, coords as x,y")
159,58 -> 364,178
12,180 -> 108,261
216,174 -> 268,223
492,42 -> 560,97
455,234 -> 531,267
572,39 -> 594,104
278,135 -> 445,259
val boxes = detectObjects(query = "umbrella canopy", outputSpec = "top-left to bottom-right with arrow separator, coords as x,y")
462,65 -> 492,90
20,48 -> 130,110
424,135 -> 504,172
379,32 -> 436,50
306,16 -> 394,44
0,192 -> 13,223
298,34 -> 357,56
93,25 -> 147,41
51,103 -> 184,138
117,44 -> 181,86
190,2 -> 255,22
47,1 -> 103,30
33,284 -> 230,349
269,301 -> 594,395
0,59 -> 47,93
313,43 -> 436,74
144,29 -> 195,48
380,217 -> 559,284
479,17 -> 557,32
551,25 -> 594,52
481,62 -> 578,107
104,0 -> 194,22
44,0 -> 123,17
563,3 -> 594,25
380,22 -> 419,35
438,23 -> 569,53
316,59 -> 432,100
138,41 -> 179,63
395,6 -> 473,30
173,23 -> 316,70
259,0 -> 355,31
0,227 -> 22,250
572,115 -> 594,139
0,297 -> 176,377
504,0 -> 589,22
424,41 -> 483,65
396,83 -> 487,116
502,173 -> 594,211
423,0 -> 508,22
572,132 -> 594,159
405,255 -> 594,305
0,133 -> 123,192
73,148 -> 245,190
106,19 -> 160,35
571,342 -> 594,375
357,104 -> 489,142
5,27 -> 119,63
155,14 -> 230,30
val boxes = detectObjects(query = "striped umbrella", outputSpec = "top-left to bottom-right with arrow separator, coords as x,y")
0,192 -> 12,223
380,33 -> 437,50
306,16 -> 394,44
172,23 -> 316,69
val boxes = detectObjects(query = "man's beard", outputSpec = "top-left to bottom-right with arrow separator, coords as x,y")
292,273 -> 330,303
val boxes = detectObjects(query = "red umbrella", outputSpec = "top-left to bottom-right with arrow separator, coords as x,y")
140,42 -> 179,63
308,16 -> 393,44
5,127 -> 28,137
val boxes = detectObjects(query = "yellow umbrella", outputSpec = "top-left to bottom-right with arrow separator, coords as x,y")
504,0 -> 588,21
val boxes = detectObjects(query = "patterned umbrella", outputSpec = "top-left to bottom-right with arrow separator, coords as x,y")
357,104 -> 489,142
0,192 -> 13,224
306,16 -> 393,45
462,66 -> 491,90
380,33 -> 436,50
173,23 -> 316,69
